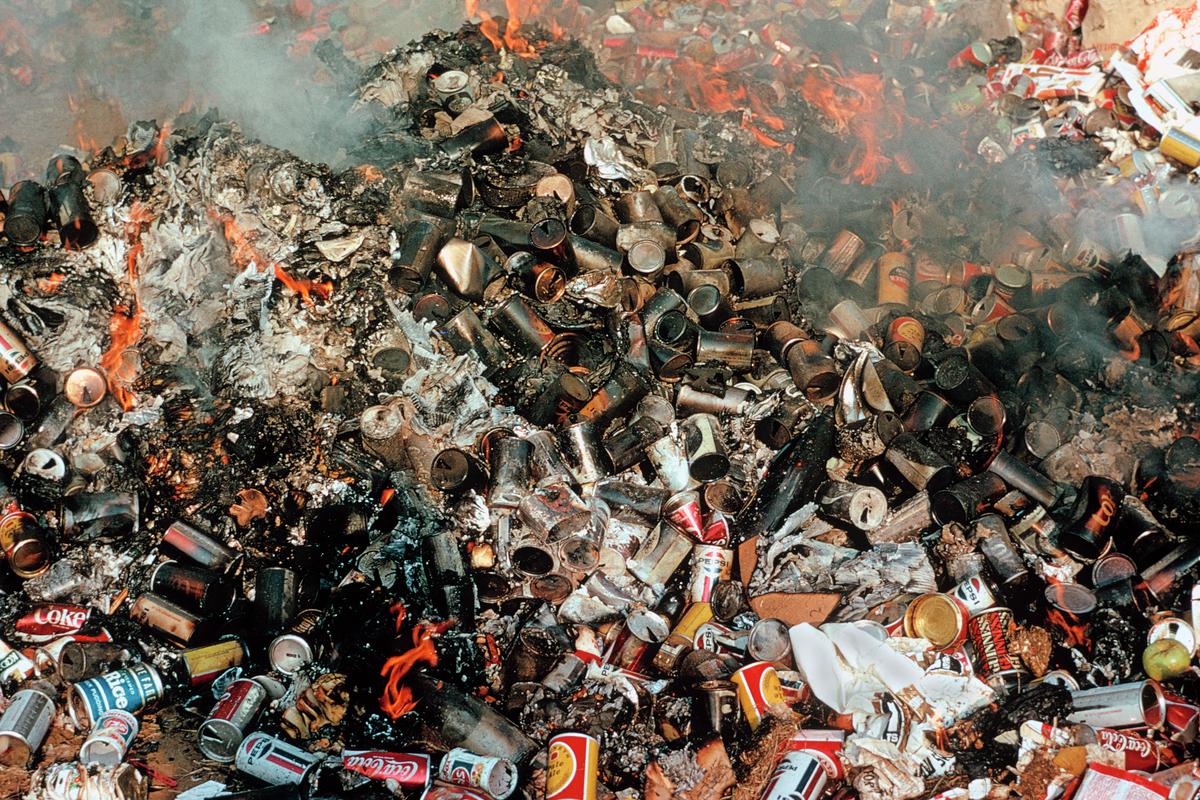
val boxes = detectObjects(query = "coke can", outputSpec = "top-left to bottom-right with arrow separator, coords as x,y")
759,751 -> 828,800
949,576 -> 998,616
438,748 -> 519,799
236,732 -> 322,786
1092,726 -> 1184,772
732,661 -> 784,731
69,662 -> 165,728
965,607 -> 1028,693
177,638 -> 249,687
80,709 -> 138,766
14,604 -> 90,642
342,750 -> 432,791
197,678 -> 269,762
546,731 -> 599,800
779,730 -> 845,780
0,685 -> 55,766
689,543 -> 733,603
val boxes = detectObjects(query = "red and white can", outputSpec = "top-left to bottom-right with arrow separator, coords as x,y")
965,607 -> 1028,690
235,732 -> 322,786
438,748 -> 518,799
343,751 -> 432,791
546,732 -> 599,800
15,604 -> 90,642
732,661 -> 784,731
949,576 -> 998,616
80,709 -> 138,766
1093,726 -> 1184,773
759,751 -> 829,800
779,730 -> 845,780
198,678 -> 269,763
689,544 -> 733,603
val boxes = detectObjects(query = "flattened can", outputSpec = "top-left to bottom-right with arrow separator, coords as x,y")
178,638 -> 248,686
197,678 -> 269,762
343,751 -> 431,790
758,751 -> 829,800
0,686 -> 54,766
236,732 -> 321,786
69,662 -> 164,728
949,575 -> 998,616
546,731 -> 599,800
80,709 -> 138,766
732,661 -> 784,730
965,607 -> 1028,692
438,748 -> 519,799
689,543 -> 733,603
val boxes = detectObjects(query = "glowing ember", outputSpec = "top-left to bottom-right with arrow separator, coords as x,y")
34,273 -> 65,295
216,213 -> 333,306
379,604 -> 454,719
152,123 -> 173,166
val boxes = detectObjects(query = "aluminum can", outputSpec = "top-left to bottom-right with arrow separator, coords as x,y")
689,543 -> 733,603
198,678 -> 269,762
268,609 -> 325,675
178,638 -> 249,687
779,730 -> 845,780
15,604 -> 91,641
69,662 -> 164,728
161,520 -> 238,572
949,576 -> 998,616
236,732 -> 322,786
733,661 -> 784,731
0,318 -> 37,384
546,732 -> 599,800
0,637 -> 37,683
1068,680 -> 1166,730
1092,726 -> 1184,772
80,709 -> 138,766
128,593 -> 204,645
759,751 -> 829,800
438,748 -> 518,799
965,607 -> 1028,692
0,686 -> 54,766
343,751 -> 432,790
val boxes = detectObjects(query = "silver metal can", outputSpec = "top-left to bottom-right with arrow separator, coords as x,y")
198,678 -> 269,762
0,685 -> 55,766
80,709 -> 139,766
236,732 -> 321,786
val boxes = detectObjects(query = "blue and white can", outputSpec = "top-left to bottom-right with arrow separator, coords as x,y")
69,662 -> 164,728
80,709 -> 139,765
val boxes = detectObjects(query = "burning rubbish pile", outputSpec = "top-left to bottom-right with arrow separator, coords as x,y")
2,0 -> 1200,798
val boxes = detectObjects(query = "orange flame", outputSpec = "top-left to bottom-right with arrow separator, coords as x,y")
152,123 -> 173,166
379,609 -> 455,719
35,273 -> 65,294
215,213 -> 332,306
801,71 -> 903,185
465,0 -> 575,57
100,202 -> 155,410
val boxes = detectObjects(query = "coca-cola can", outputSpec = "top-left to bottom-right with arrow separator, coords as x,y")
80,709 -> 138,766
732,661 -> 784,731
438,748 -> 519,799
0,686 -> 55,767
197,678 -> 269,762
342,750 -> 432,791
689,543 -> 733,603
14,604 -> 90,641
779,730 -> 845,780
759,751 -> 829,800
1092,726 -> 1184,772
236,732 -> 322,786
949,576 -> 998,616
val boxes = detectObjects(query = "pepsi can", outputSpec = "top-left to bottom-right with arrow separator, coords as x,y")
236,732 -> 321,786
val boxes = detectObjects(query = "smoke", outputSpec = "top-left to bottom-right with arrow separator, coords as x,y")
0,0 -> 466,172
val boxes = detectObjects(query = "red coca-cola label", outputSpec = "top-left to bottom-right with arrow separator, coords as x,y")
1093,728 -> 1180,772
342,751 -> 431,788
15,604 -> 90,639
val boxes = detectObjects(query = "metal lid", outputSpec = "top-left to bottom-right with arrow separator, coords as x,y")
432,70 -> 469,94
64,367 -> 107,408
268,633 -> 314,675
1043,582 -> 1097,614
627,239 -> 666,276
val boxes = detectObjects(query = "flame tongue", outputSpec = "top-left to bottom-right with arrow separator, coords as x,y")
801,71 -> 903,185
216,212 -> 332,305
379,604 -> 455,719
101,201 -> 155,410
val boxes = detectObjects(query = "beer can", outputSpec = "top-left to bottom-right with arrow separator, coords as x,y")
732,661 -> 784,731
965,607 -> 1028,693
15,604 -> 91,642
758,751 -> 829,800
876,252 -> 912,305
236,732 -> 322,786
268,609 -> 325,675
80,709 -> 138,766
0,686 -> 54,766
885,315 -> 925,371
178,638 -> 249,686
903,593 -> 969,651
0,637 -> 37,684
0,511 -> 51,579
161,520 -> 239,573
546,732 -> 599,800
343,751 -> 432,790
949,576 -> 998,616
69,662 -> 165,728
1069,680 -> 1166,730
197,678 -> 269,762
129,592 -> 205,645
0,317 -> 37,384
779,730 -> 845,780
689,543 -> 733,603
438,748 -> 518,799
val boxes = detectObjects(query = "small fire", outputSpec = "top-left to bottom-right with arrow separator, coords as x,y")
465,0 -> 574,57
801,71 -> 904,185
34,273 -> 65,295
100,202 -> 155,410
216,213 -> 332,306
378,604 -> 454,719
152,123 -> 173,166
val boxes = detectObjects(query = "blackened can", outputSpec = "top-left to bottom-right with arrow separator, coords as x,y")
197,678 -> 269,762
128,593 -> 204,645
236,732 -> 321,786
161,520 -> 239,573
79,709 -> 138,766
69,662 -> 164,728
0,685 -> 55,766
758,751 -> 828,800
965,607 -> 1028,693
150,561 -> 236,615
546,732 -> 599,800
177,638 -> 249,687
